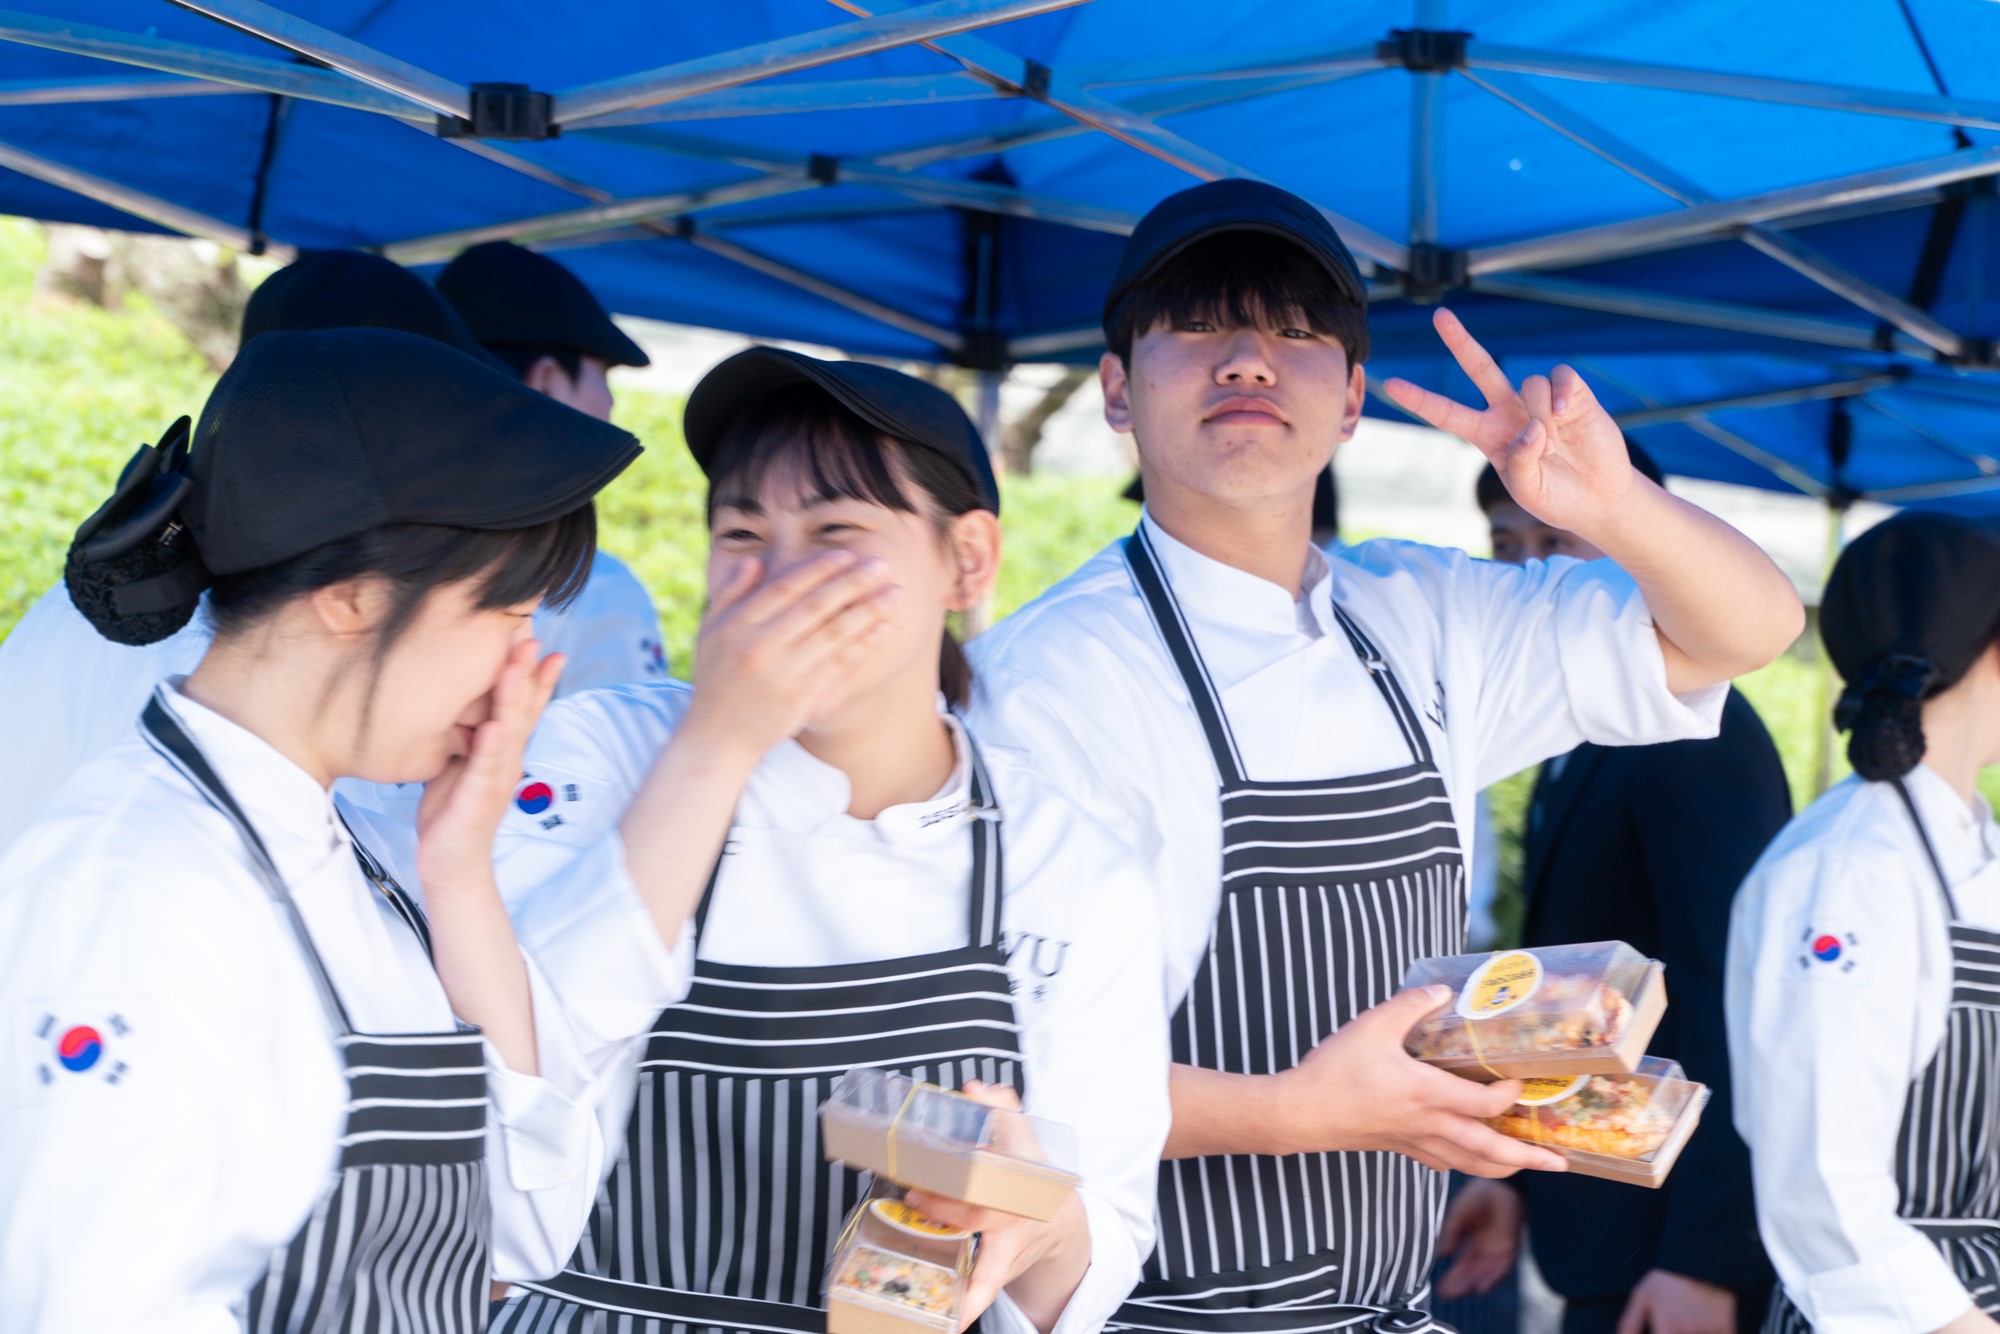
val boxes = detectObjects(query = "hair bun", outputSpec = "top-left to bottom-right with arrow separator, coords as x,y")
64,417 -> 213,646
1845,690 -> 1927,782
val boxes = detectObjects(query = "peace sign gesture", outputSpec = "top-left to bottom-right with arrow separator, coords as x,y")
1383,309 -> 1644,534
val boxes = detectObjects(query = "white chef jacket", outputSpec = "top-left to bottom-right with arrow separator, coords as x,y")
1727,765 -> 2000,1334
0,553 -> 667,856
530,551 -> 671,695
0,684 -> 613,1333
967,513 -> 1728,1011
456,681 -> 1172,1334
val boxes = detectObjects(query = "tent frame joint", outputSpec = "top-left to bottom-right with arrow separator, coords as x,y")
1402,242 -> 1468,303
1939,334 -> 2000,371
1019,57 -> 1053,100
1378,28 -> 1470,73
809,152 -> 843,184
436,82 -> 560,142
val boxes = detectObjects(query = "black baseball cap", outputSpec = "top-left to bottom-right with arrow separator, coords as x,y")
184,329 -> 641,575
683,347 -> 1000,513
437,241 -> 650,369
240,249 -> 506,371
1102,179 -> 1367,336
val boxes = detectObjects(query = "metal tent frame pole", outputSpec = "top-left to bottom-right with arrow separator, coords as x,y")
0,0 -> 1996,430
553,0 -> 1088,127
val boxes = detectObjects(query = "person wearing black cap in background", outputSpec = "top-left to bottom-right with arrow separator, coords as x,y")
437,241 -> 670,693
358,345 -> 1170,1333
1436,447 -> 1784,1334
965,178 -> 1804,1333
0,329 -> 649,1330
0,248 -> 600,856
1729,511 -> 2000,1334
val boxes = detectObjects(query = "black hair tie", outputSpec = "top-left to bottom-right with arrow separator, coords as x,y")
1834,653 -> 1937,730
1837,652 -> 1936,782
64,416 -> 213,646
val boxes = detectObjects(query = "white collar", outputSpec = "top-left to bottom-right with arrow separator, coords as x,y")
1140,511 -> 1335,639
157,679 -> 348,878
750,700 -> 977,848
1901,763 -> 2000,887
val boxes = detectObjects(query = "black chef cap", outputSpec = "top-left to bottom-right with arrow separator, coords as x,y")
65,328 -> 641,645
437,241 -> 650,369
683,347 -> 1000,513
240,248 -> 505,371
1821,510 -> 2000,781
1103,179 -> 1366,337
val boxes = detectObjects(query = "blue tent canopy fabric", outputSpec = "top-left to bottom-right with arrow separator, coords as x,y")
6,1 -> 2000,507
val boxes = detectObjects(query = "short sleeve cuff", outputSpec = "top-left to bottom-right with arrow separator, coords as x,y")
508,834 -> 694,1053
1798,1230 -> 1971,1334
983,1191 -> 1142,1334
1554,562 -> 1727,746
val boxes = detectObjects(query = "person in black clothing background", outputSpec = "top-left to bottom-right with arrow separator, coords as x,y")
1437,443 -> 1787,1334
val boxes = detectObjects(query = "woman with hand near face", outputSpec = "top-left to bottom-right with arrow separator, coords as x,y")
468,349 -> 1169,1334
0,329 -> 643,1331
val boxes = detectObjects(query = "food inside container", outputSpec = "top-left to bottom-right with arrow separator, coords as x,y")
1487,1056 -> 1710,1186
820,1069 -> 1080,1220
825,1187 -> 974,1334
1401,941 -> 1666,1078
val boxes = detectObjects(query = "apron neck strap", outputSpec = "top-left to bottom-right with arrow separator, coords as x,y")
1892,776 -> 1963,920
140,691 -> 355,1035
337,809 -> 435,960
692,726 -> 1008,951
1327,602 -> 1434,768
1125,527 -> 1247,786
964,730 -> 1004,948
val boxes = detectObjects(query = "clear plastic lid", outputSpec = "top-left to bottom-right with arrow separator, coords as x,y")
825,1185 -> 973,1332
1488,1056 -> 1705,1163
824,1069 -> 1079,1176
1402,942 -> 1655,1066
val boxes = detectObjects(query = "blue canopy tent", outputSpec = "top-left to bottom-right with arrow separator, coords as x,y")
6,0 -> 2000,509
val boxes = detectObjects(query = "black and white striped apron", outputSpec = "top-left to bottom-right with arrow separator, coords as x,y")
1111,528 -> 1467,1334
1763,778 -> 2000,1333
496,743 -> 1024,1334
140,693 -> 492,1334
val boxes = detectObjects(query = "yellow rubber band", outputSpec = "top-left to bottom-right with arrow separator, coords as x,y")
1463,1012 -> 1504,1082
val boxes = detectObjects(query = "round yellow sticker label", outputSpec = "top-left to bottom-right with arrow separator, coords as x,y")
1514,1075 -> 1588,1107
1455,950 -> 1544,1020
871,1198 -> 970,1240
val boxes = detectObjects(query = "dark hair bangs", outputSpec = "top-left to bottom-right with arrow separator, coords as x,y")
706,383 -> 920,522
1107,232 -> 1370,365
468,504 -> 599,613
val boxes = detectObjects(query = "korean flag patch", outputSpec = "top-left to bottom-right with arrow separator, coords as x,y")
13,1002 -> 142,1107
513,773 -> 584,833
1796,924 -> 1860,976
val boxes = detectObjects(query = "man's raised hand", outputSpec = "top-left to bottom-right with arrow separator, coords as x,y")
1383,308 -> 1645,536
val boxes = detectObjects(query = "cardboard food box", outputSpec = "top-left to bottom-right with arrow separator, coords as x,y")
1402,941 -> 1667,1080
825,1187 -> 973,1334
1486,1056 -> 1710,1188
820,1070 -> 1080,1222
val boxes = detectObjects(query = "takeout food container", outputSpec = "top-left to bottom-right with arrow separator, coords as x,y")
825,1185 -> 974,1334
820,1069 -> 1080,1221
1486,1056 -> 1710,1187
1401,941 -> 1666,1079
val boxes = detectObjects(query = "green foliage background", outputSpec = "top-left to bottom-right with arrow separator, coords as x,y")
0,218 -> 1950,943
